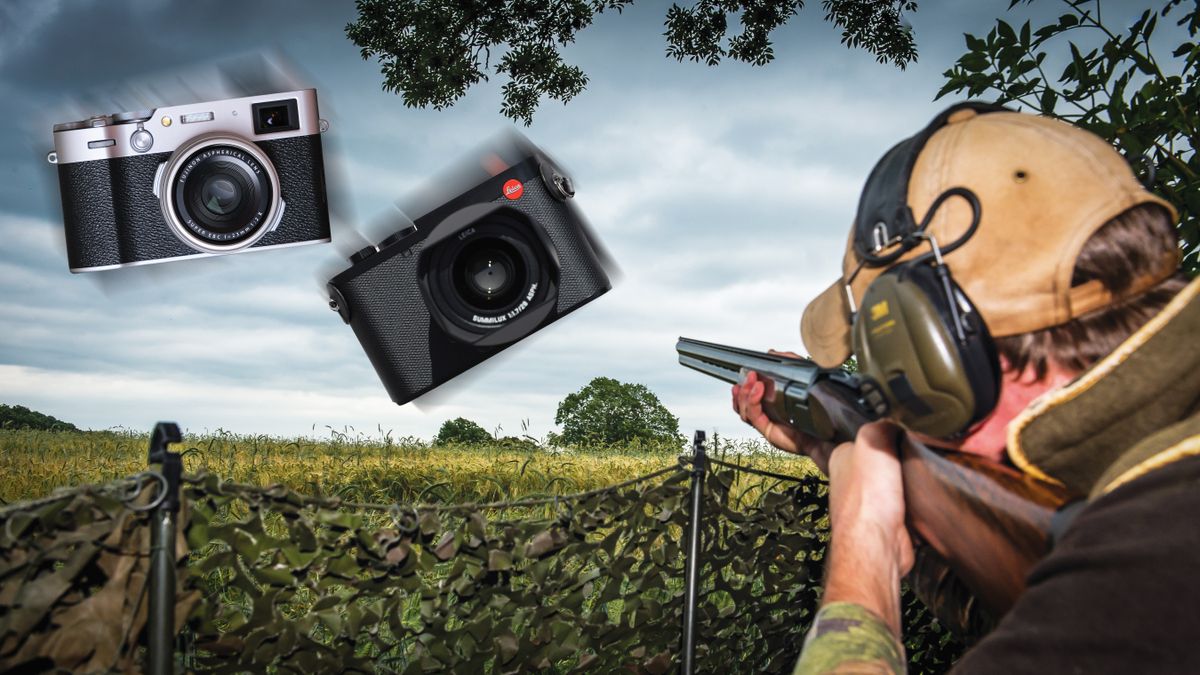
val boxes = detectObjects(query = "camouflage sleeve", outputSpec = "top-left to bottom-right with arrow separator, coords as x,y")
793,601 -> 906,675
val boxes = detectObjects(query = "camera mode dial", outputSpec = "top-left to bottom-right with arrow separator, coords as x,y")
349,246 -> 378,264
113,110 -> 154,125
379,225 -> 418,249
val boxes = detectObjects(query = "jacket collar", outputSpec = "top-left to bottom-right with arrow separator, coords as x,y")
1005,276 -> 1200,497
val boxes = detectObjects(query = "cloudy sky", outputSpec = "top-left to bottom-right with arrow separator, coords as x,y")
0,0 -> 1172,441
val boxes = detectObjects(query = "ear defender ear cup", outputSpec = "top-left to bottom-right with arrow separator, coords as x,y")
851,262 -> 1001,438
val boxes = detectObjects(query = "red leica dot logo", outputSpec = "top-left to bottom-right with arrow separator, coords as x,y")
502,179 -> 524,200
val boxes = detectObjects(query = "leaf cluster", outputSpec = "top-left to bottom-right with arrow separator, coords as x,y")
938,0 -> 1200,274
346,0 -> 633,125
347,0 -> 919,124
554,376 -> 684,447
433,417 -> 494,446
664,0 -> 803,67
0,404 -> 77,432
820,0 -> 918,68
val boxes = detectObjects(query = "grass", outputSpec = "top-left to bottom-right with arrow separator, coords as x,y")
0,427 -> 818,508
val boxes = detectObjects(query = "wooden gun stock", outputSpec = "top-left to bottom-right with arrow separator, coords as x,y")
677,337 -> 1078,630
899,438 -> 1073,618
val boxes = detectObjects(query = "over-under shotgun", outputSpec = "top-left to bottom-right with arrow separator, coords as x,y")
677,337 -> 1077,631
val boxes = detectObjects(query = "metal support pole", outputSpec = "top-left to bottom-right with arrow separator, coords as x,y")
147,422 -> 183,675
682,430 -> 707,675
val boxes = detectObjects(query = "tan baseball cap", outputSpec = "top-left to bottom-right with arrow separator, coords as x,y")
801,104 -> 1179,369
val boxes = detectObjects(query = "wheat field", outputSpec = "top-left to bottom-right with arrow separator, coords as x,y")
0,427 -> 816,507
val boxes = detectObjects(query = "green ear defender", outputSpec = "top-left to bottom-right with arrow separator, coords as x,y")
851,258 -> 1000,438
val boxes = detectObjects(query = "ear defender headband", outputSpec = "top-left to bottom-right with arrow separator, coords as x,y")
847,102 -> 1010,439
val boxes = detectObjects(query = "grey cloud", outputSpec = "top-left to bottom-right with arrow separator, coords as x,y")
0,0 -> 356,91
6,0 -> 1149,439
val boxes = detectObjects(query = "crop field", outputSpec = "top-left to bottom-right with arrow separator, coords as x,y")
0,427 -> 815,508
0,428 -> 967,673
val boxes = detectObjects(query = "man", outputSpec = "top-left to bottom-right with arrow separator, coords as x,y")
732,103 -> 1200,673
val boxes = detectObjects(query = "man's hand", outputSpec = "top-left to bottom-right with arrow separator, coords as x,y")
727,344 -> 890,468
731,351 -> 834,469
823,421 -> 915,637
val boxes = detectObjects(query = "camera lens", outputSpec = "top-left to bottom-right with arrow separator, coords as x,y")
465,251 -> 512,296
200,176 -> 242,216
451,239 -> 525,311
170,143 -> 274,245
419,208 -> 560,341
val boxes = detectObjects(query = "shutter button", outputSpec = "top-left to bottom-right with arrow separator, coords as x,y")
130,126 -> 154,153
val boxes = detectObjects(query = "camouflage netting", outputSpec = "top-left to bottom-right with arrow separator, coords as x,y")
0,476 -> 198,673
0,460 -> 965,674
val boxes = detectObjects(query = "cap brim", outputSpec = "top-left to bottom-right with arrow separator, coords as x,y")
801,279 -> 853,369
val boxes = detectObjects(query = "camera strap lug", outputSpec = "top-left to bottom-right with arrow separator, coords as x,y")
327,284 -> 352,324
538,159 -> 575,201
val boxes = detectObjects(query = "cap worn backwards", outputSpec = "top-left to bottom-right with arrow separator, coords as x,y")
801,102 -> 1179,369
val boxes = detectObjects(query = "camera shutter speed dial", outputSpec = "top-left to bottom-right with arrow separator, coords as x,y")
113,110 -> 153,124
349,246 -> 378,263
379,225 -> 418,249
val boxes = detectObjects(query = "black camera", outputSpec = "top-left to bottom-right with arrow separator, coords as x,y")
49,89 -> 331,272
327,152 -> 612,404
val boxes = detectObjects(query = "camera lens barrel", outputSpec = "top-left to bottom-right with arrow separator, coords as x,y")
419,207 -> 557,341
157,134 -> 283,253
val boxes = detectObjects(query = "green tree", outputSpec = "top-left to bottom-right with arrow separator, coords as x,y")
346,0 -> 918,125
0,404 -> 78,432
554,377 -> 682,446
433,417 -> 493,445
938,0 -> 1199,274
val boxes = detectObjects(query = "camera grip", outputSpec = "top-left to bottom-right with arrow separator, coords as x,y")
58,160 -> 123,271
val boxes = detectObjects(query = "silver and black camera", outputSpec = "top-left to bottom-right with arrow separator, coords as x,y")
327,148 -> 613,405
49,89 -> 331,272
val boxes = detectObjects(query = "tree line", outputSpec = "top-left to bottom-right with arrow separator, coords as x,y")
435,376 -> 683,448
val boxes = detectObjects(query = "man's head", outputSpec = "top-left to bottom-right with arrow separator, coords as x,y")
800,103 -> 1183,457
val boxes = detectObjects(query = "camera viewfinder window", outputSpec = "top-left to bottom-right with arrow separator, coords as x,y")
251,99 -> 299,134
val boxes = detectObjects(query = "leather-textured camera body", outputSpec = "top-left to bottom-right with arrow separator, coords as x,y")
50,89 -> 330,272
327,154 -> 611,405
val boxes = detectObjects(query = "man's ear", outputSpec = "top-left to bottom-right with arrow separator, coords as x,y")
1001,356 -> 1046,386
